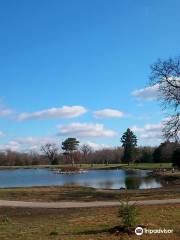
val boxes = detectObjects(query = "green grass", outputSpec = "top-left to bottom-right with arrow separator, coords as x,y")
0,162 -> 173,170
119,163 -> 172,169
0,204 -> 179,239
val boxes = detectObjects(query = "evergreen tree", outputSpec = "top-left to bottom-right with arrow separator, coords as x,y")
121,128 -> 137,164
61,138 -> 80,165
153,146 -> 162,163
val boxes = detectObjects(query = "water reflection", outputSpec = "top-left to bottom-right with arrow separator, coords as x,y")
125,177 -> 141,189
0,169 -> 164,189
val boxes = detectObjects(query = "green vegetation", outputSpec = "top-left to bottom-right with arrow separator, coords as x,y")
0,140 -> 179,167
153,141 -> 177,163
62,137 -> 80,165
121,128 -> 137,164
0,205 -> 179,239
172,148 -> 180,168
119,199 -> 138,229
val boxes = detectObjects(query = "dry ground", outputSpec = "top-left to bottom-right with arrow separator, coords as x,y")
0,185 -> 180,202
0,204 -> 179,240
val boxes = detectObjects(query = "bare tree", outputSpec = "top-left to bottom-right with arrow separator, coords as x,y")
150,57 -> 180,141
80,144 -> 92,162
41,143 -> 58,165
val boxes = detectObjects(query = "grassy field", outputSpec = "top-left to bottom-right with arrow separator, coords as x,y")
0,204 -> 179,240
0,185 -> 180,202
0,162 -> 173,170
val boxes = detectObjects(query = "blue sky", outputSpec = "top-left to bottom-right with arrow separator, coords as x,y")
0,0 -> 180,151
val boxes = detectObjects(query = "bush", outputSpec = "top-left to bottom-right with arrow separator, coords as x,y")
51,158 -> 59,165
119,199 -> 138,229
49,231 -> 59,236
0,215 -> 10,224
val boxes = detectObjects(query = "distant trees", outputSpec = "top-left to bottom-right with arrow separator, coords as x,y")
41,143 -> 59,165
0,137 -> 179,167
172,148 -> 180,168
86,147 -> 123,164
153,141 -> 177,163
80,144 -> 92,162
121,128 -> 137,164
139,147 -> 154,163
152,147 -> 161,163
150,57 -> 180,141
61,138 -> 80,165
0,150 -> 47,166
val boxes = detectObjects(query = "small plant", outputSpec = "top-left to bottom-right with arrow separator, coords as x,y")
0,215 -> 10,224
49,231 -> 59,236
119,198 -> 138,229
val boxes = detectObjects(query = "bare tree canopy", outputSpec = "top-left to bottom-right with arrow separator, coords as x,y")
41,143 -> 58,164
150,57 -> 180,141
80,144 -> 92,162
80,144 -> 92,155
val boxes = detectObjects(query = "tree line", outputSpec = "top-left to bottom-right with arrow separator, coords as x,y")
0,129 -> 179,167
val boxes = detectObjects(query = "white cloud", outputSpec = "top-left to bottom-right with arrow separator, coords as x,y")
17,106 -> 87,121
0,141 -> 21,152
57,122 -> 117,138
131,84 -> 159,101
132,77 -> 180,102
17,136 -> 56,145
17,136 -> 58,151
81,141 -> 110,150
94,108 -> 124,118
0,136 -> 59,152
131,122 -> 163,143
0,136 -> 111,152
0,107 -> 13,117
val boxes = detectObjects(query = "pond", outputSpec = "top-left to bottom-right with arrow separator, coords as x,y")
0,168 -> 164,189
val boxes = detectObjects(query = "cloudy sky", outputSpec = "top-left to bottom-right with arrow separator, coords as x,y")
0,0 -> 179,152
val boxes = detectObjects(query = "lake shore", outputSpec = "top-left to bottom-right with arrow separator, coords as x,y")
0,181 -> 180,202
0,162 -> 173,170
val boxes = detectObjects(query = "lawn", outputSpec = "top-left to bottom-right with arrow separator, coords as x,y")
0,204 -> 179,240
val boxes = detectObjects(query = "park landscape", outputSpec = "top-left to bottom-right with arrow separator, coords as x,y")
0,1 -> 180,239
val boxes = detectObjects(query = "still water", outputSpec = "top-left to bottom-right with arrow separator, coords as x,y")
0,169 -> 164,189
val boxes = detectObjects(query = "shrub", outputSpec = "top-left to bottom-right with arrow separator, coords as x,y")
0,215 -> 10,224
51,158 -> 59,165
49,231 -> 59,236
119,199 -> 138,229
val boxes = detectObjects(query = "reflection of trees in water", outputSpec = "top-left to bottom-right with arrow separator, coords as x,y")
140,175 -> 164,189
124,170 -> 142,189
98,180 -> 114,189
125,177 -> 141,189
125,175 -> 163,189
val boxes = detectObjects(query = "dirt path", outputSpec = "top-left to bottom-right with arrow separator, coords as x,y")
0,198 -> 180,209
